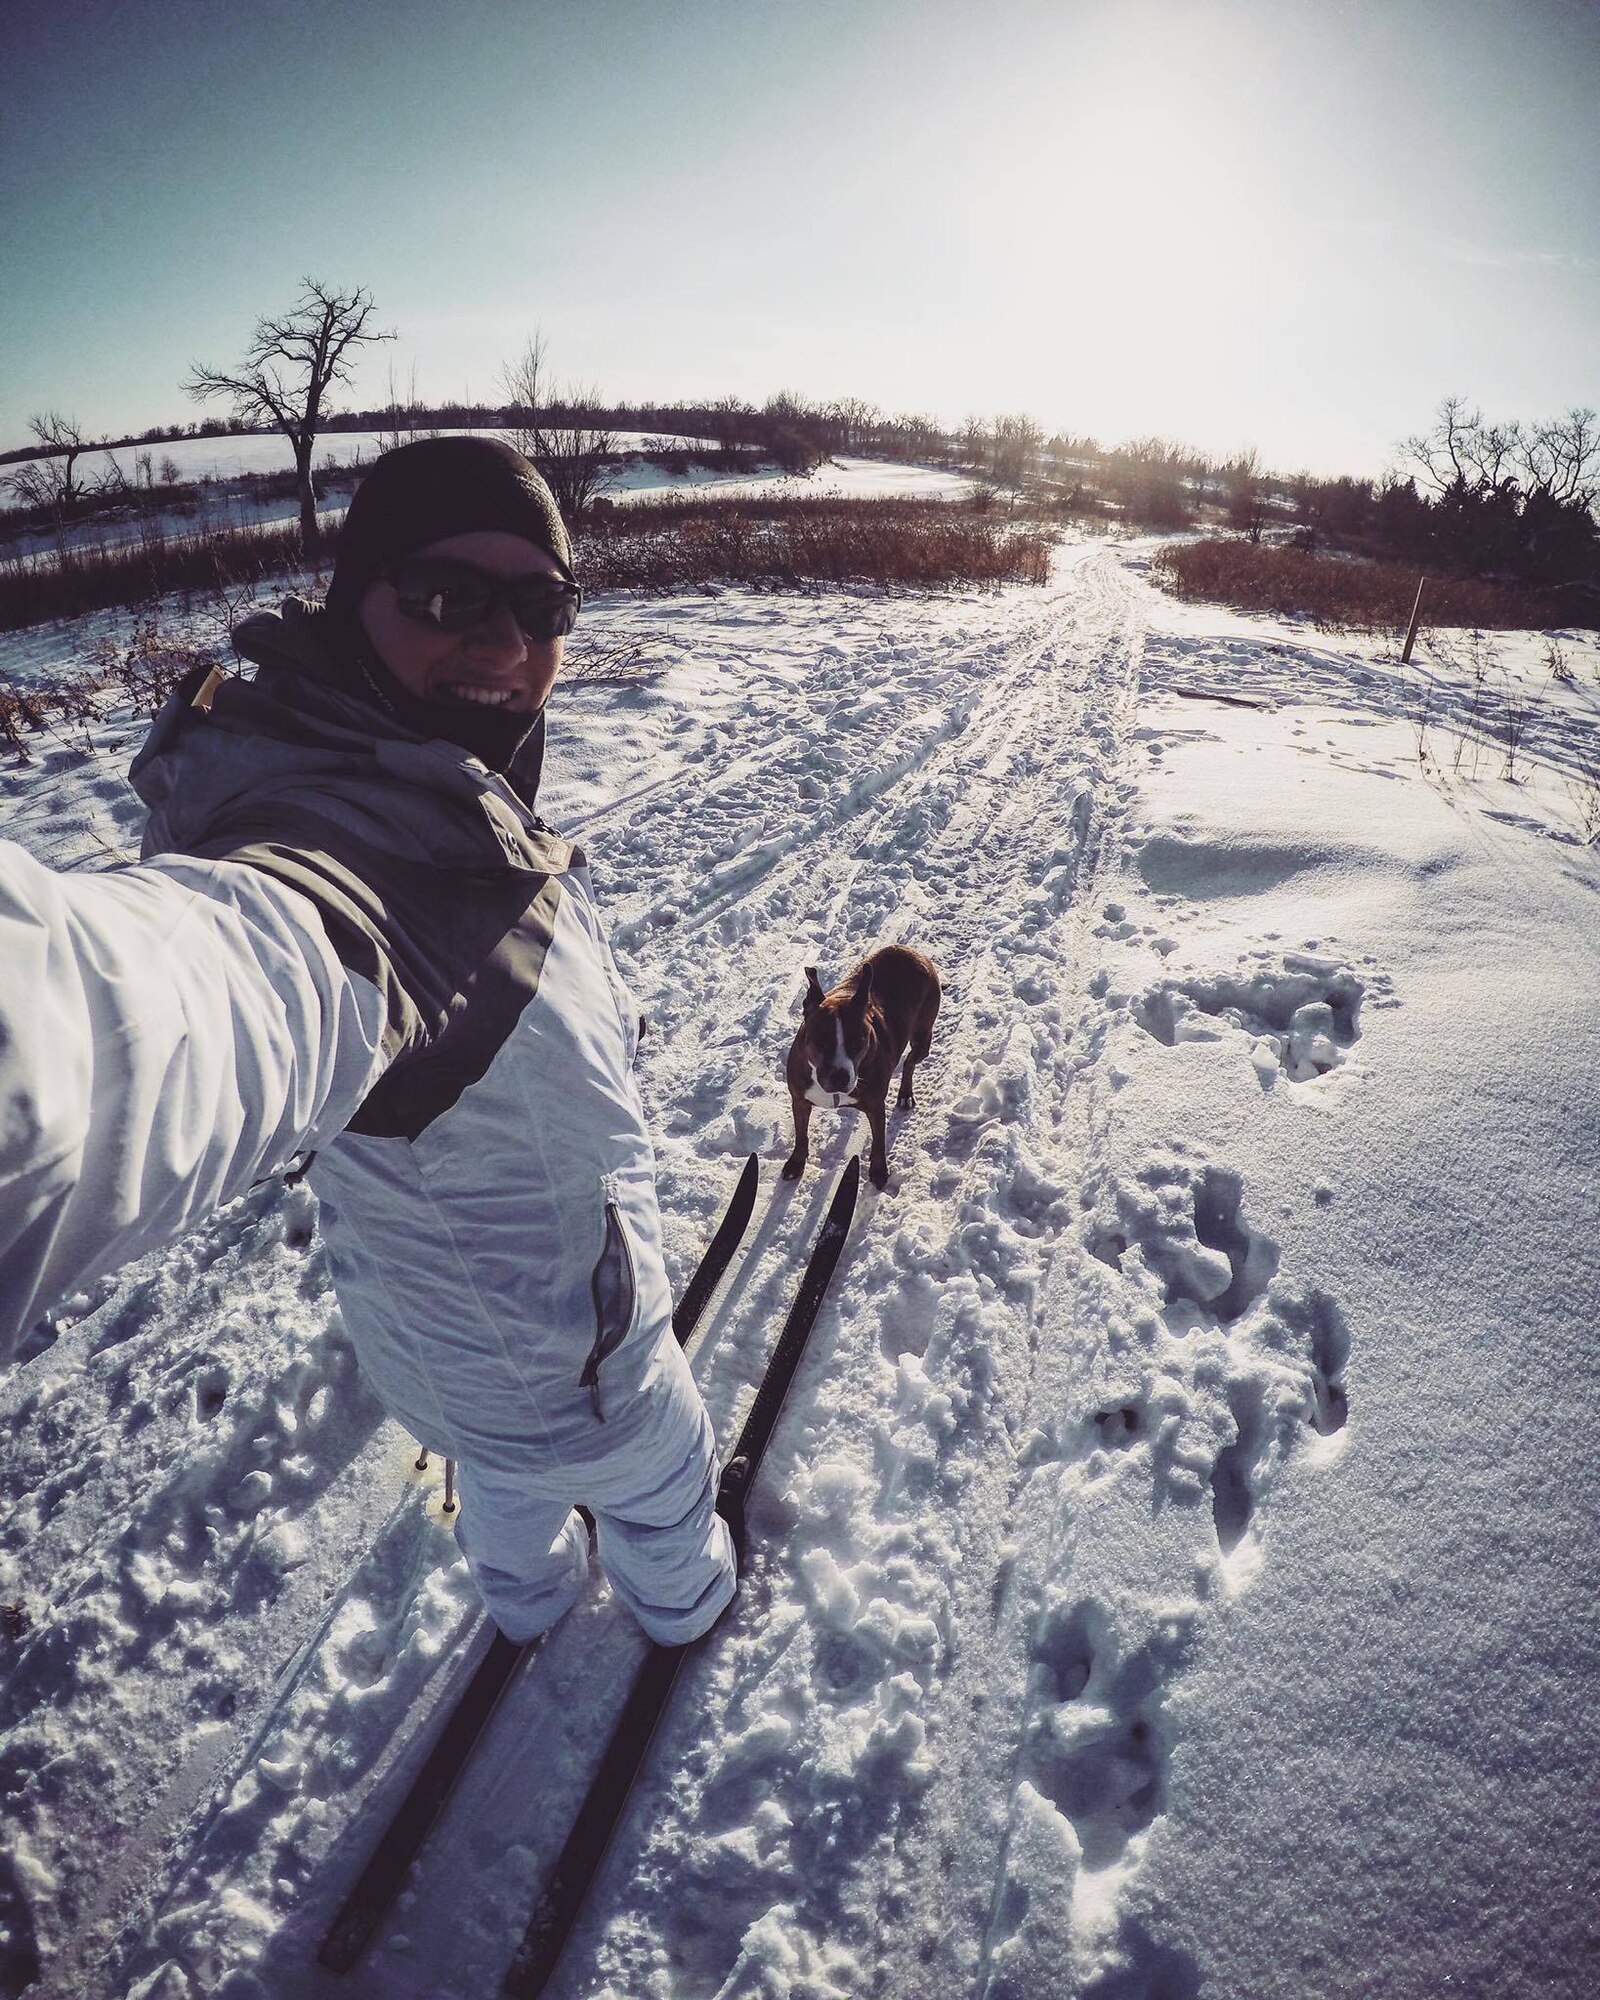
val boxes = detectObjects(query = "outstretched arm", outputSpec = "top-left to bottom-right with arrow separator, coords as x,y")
0,843 -> 391,1360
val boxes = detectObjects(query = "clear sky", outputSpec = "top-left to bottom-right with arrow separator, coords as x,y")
3,0 -> 1596,477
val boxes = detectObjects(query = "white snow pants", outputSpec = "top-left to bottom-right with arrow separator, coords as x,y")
446,1335 -> 737,1646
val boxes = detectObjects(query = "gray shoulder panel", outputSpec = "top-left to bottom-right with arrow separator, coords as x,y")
197,804 -> 566,1140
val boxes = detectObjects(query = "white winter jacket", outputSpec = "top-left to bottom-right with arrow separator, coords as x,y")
0,605 -> 682,1480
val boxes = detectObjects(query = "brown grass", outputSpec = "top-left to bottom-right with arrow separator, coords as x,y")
1152,538 -> 1592,632
1,495 -> 1052,632
0,496 -> 1055,756
575,495 -> 1053,591
0,521 -> 321,631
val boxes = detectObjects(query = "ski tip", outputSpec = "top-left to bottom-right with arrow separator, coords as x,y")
834,1154 -> 862,1206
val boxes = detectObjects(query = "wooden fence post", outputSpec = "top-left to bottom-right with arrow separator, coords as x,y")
1400,576 -> 1427,664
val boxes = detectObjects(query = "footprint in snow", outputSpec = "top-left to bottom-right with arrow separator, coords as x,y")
1021,1611 -> 1188,1869
1080,1158 -> 1353,1558
1033,1600 -> 1099,1702
1081,1158 -> 1278,1326
192,1360 -> 231,1422
0,1850 -> 41,1997
1276,1285 -> 1351,1437
1189,1166 -> 1278,1324
1081,1920 -> 1203,2000
1209,1287 -> 1353,1558
1134,948 -> 1387,1086
1210,1380 -> 1264,1554
1088,1227 -> 1129,1273
1091,1402 -> 1145,1451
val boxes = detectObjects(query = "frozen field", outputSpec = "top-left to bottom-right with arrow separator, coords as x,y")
1,438 -> 974,563
6,432 -> 721,491
0,540 -> 1596,1999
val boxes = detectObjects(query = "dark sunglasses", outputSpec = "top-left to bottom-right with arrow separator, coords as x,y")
383,557 -> 581,642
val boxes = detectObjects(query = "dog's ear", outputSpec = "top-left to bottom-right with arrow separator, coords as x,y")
850,959 -> 875,1011
803,967 -> 825,1015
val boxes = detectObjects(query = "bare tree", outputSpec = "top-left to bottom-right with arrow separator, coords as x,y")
1400,395 -> 1524,496
186,278 -> 392,550
376,356 -> 428,455
1224,446 -> 1266,540
1400,394 -> 1473,494
828,397 -> 880,454
989,413 -> 1044,489
704,394 -> 755,458
500,330 -> 551,456
4,412 -> 92,520
892,412 -> 943,463
500,332 -> 618,524
1402,395 -> 1599,513
958,415 -> 988,472
1518,407 -> 1599,507
543,384 -> 617,522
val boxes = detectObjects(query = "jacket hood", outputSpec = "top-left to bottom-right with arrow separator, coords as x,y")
129,599 -> 552,868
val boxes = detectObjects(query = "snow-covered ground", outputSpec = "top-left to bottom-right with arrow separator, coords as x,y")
1,440 -> 973,563
5,432 -> 721,493
636,455 -> 974,506
1,540 -> 1597,2000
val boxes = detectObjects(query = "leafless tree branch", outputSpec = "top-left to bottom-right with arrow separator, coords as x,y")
2,412 -> 92,519
186,278 -> 392,549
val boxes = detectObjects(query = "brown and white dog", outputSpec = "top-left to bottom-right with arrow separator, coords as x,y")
782,945 -> 942,1191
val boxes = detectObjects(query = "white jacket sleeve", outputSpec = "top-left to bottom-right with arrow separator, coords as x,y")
0,841 -> 390,1360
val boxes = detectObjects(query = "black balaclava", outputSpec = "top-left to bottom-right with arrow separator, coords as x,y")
321,435 -> 577,773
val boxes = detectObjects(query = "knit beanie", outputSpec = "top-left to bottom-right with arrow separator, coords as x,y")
325,434 -> 574,623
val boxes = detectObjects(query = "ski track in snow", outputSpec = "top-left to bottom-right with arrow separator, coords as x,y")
549,546 -> 1146,2000
1,537 -> 1596,1999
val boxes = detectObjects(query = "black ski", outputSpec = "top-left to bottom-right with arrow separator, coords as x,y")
319,1626 -> 523,1971
318,1155 -> 760,1975
672,1151 -> 760,1342
501,1154 -> 861,2000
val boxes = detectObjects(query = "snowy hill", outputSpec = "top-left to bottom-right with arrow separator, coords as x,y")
1,541 -> 1596,1999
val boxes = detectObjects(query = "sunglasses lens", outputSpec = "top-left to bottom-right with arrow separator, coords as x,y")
393,564 -> 495,631
508,584 -> 580,641
390,563 -> 580,640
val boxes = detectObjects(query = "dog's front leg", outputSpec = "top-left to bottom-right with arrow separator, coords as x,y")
864,1097 -> 890,1190
899,1020 -> 934,1109
782,1090 -> 813,1180
896,1049 -> 919,1109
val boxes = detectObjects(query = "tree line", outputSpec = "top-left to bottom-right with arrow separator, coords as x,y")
7,276 -> 1597,590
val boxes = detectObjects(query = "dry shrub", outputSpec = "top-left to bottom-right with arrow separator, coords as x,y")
2,495 -> 1049,631
561,635 -> 673,683
1152,538 -> 1593,632
575,495 -> 1052,591
0,520 -> 313,631
1568,753 -> 1600,844
0,614 -> 224,764
86,614 -> 224,713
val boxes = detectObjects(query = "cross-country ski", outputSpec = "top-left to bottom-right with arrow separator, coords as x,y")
504,1154 -> 860,1998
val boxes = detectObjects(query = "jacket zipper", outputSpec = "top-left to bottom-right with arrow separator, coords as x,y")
580,1181 -> 638,1421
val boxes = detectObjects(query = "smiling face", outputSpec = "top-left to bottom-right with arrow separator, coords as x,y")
358,530 -> 566,714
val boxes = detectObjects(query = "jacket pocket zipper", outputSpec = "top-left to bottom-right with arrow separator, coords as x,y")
580,1188 -> 638,1421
